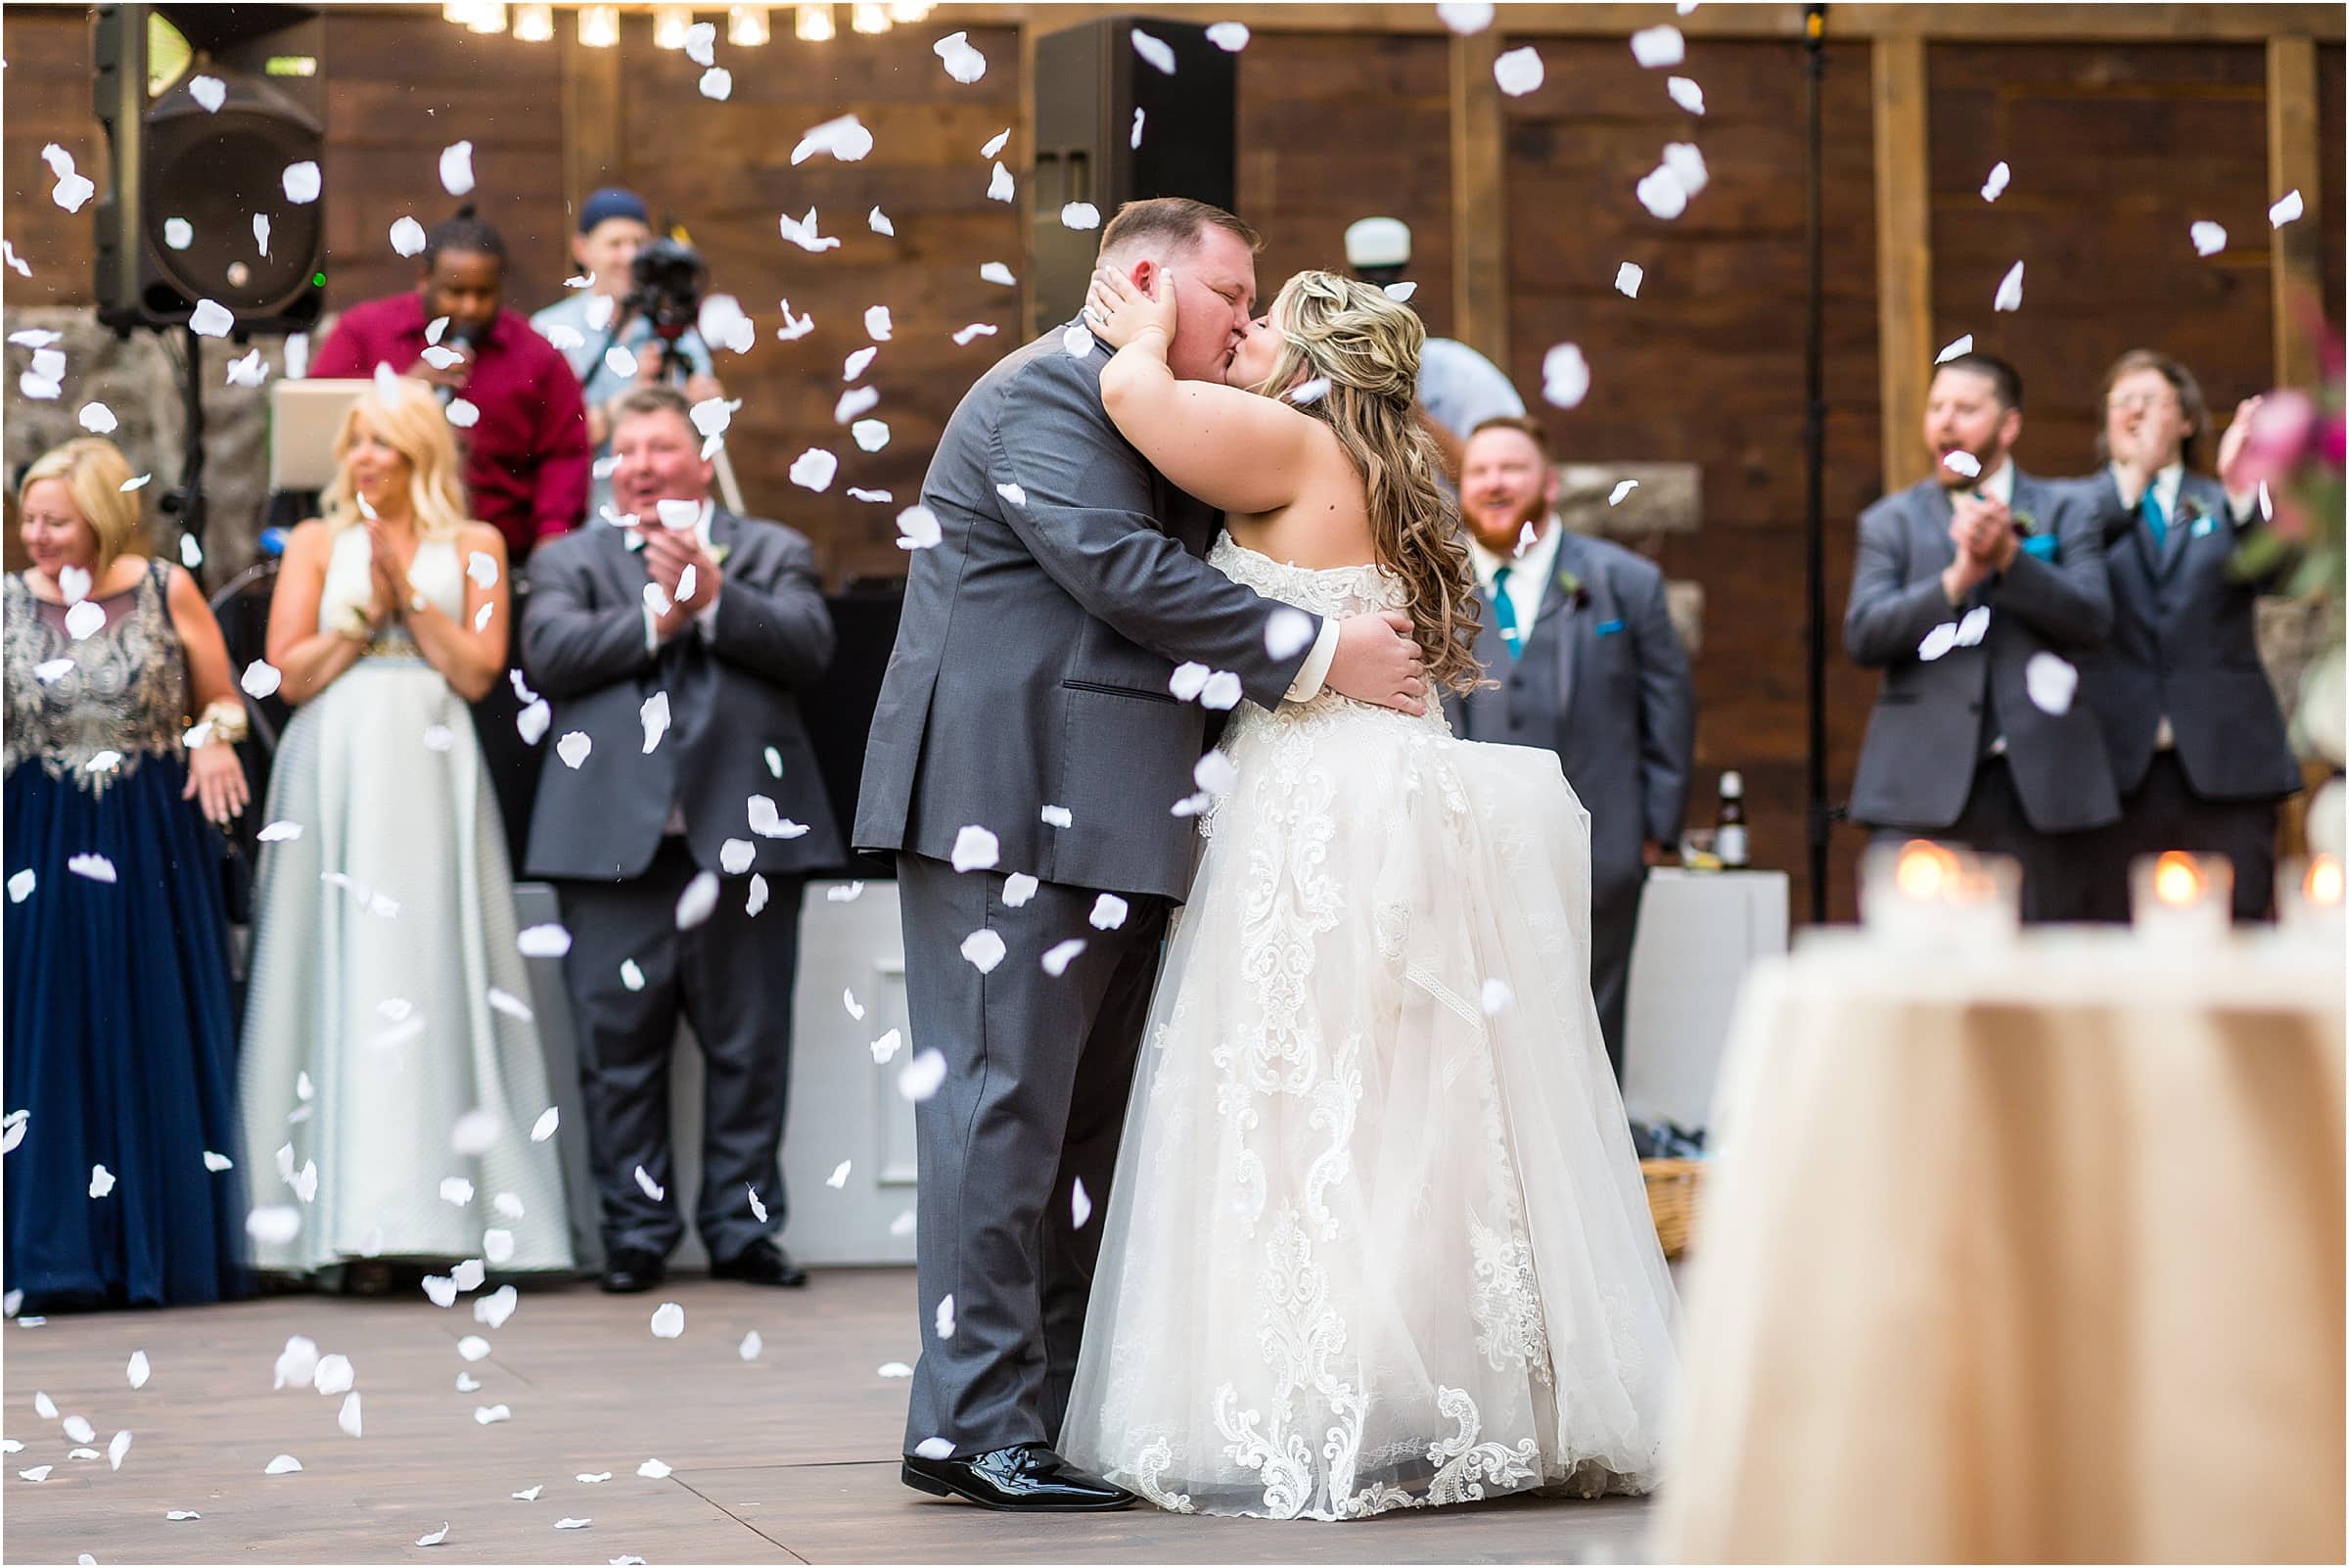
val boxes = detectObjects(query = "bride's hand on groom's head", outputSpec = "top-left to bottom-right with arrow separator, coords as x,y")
1084,262 -> 1177,352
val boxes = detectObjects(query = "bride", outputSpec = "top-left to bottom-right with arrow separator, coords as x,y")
1056,266 -> 1680,1520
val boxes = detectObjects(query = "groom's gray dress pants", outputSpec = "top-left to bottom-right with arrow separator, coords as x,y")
895,852 -> 1168,1458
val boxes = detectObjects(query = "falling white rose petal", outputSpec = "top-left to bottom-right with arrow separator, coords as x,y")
79,401 -> 117,434
1609,480 -> 1640,505
1636,165 -> 1689,220
1207,21 -> 1249,50
1941,449 -> 1982,480
898,1048 -> 948,1102
89,1164 -> 115,1198
1130,27 -> 1176,73
960,929 -> 1008,973
109,1427 -> 132,1469
444,398 -> 481,430
63,1414 -> 96,1444
951,323 -> 998,346
935,1293 -> 957,1339
517,700 -> 551,746
1383,281 -> 1418,303
65,601 -> 108,642
980,262 -> 1018,287
699,67 -> 732,100
1061,203 -> 1102,231
1667,75 -> 1706,114
640,691 -> 670,755
312,1354 -> 354,1397
2270,189 -> 2304,228
1481,978 -> 1516,1015
1090,894 -> 1129,930
747,1183 -> 768,1222
8,870 -> 34,902
835,387 -> 880,424
1072,1176 -> 1093,1228
1955,605 -> 1992,648
1615,262 -> 1644,299
390,216 -> 427,256
530,1107 -> 560,1143
2025,652 -> 2079,715
519,924 -> 574,958
934,30 -> 988,83
675,870 -> 720,931
869,1028 -> 903,1065
1438,1 -> 1496,32
777,208 -> 843,254
1630,24 -> 1684,67
1543,343 -> 1591,409
633,1165 -> 666,1202
649,1302 -> 685,1339
280,160 -> 321,206
477,1283 -> 519,1327
790,449 -> 839,492
1993,261 -> 2025,312
852,418 -> 891,451
1130,108 -> 1146,149
248,1206 -> 301,1245
1981,161 -> 2011,202
1935,334 -> 1974,364
438,141 -> 476,197
42,144 -> 95,212
187,71 -> 227,111
827,1160 -> 852,1189
987,161 -> 1015,203
950,824 -> 1001,873
1494,46 -> 1544,96
891,1209 -> 918,1237
1918,623 -> 1960,663
484,1228 -> 515,1265
1265,607 -> 1314,660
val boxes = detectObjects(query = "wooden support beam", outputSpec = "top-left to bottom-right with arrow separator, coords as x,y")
2268,34 -> 2324,391
1871,33 -> 1933,496
941,3 -> 2343,43
1450,27 -> 1507,373
560,21 -> 625,227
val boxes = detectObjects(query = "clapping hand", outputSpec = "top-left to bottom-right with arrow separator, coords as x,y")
1951,490 -> 2018,570
1083,263 -> 1178,352
643,525 -> 719,639
361,520 -> 404,627
2216,394 -> 2265,492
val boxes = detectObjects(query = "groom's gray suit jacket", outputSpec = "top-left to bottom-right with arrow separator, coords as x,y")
852,325 -> 1318,900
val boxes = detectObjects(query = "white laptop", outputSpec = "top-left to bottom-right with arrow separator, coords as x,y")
268,378 -> 375,492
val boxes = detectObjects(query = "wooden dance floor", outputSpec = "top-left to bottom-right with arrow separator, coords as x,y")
4,1268 -> 1655,1564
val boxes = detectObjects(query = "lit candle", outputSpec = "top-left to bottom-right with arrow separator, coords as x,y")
2277,854 -> 2345,941
1863,840 -> 2020,945
2130,851 -> 2233,942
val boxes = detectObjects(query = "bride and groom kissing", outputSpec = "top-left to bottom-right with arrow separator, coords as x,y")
852,197 -> 1678,1522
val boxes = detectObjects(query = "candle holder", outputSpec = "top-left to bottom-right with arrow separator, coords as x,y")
1860,840 -> 2022,946
2276,854 -> 2345,943
2129,851 -> 2234,943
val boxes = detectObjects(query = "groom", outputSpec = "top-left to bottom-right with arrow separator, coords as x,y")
854,197 -> 1428,1511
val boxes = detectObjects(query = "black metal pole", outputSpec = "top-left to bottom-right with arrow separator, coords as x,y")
176,322 -> 207,559
1803,3 -> 1831,923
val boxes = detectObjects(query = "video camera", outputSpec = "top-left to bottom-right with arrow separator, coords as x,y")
624,236 -> 708,346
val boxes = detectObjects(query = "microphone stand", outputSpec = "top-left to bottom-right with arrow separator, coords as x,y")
1801,1 -> 1833,924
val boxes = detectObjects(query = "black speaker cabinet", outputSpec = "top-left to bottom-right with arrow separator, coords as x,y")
93,4 -> 327,335
1030,17 -> 1238,335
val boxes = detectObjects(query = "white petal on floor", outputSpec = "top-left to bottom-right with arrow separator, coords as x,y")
650,1302 -> 685,1339
263,1454 -> 301,1475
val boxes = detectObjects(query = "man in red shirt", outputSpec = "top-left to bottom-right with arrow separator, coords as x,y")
310,208 -> 589,561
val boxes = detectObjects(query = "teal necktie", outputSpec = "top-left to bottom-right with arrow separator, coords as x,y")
1492,565 -> 1523,661
2141,490 -> 2167,550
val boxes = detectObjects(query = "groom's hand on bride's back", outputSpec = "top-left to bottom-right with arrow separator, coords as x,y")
1325,611 -> 1427,715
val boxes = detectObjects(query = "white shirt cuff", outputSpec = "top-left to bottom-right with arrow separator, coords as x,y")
1283,618 -> 1341,704
693,586 -> 721,639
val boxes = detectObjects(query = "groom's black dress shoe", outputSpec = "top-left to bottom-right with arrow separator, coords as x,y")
901,1444 -> 1136,1510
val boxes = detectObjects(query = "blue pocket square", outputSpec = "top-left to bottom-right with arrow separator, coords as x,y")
1595,619 -> 1626,637
2190,515 -> 2217,538
2018,534 -> 2058,562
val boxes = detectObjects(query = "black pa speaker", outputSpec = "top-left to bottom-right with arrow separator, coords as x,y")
93,4 -> 327,335
1030,17 -> 1237,335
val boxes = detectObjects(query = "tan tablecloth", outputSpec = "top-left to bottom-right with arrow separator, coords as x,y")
1654,930 -> 2345,1563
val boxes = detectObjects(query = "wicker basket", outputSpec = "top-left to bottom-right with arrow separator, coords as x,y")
1640,1158 -> 1704,1260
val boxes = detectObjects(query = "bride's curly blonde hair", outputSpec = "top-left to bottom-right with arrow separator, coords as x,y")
1247,271 -> 1484,695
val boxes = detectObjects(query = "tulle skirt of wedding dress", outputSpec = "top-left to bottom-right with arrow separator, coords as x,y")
1059,682 -> 1681,1521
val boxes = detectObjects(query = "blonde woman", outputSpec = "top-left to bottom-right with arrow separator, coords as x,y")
1055,270 -> 1680,1517
239,376 -> 573,1287
4,437 -> 250,1311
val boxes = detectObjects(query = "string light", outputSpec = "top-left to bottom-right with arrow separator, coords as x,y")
888,1 -> 933,21
465,1 -> 507,33
513,3 -> 554,42
852,3 -> 891,33
795,3 -> 836,41
576,4 -> 621,47
653,5 -> 695,49
727,5 -> 771,45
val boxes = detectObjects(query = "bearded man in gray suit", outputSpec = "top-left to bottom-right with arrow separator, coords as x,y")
1844,352 -> 2118,921
852,198 -> 1427,1512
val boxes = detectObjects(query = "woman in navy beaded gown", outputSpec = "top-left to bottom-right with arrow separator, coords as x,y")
3,437 -> 252,1312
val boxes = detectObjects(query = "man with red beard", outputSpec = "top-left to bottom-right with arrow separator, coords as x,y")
1443,416 -> 1694,1081
1843,352 -> 2117,920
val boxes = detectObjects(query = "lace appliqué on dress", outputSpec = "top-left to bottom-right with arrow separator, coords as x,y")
3,563 -> 190,794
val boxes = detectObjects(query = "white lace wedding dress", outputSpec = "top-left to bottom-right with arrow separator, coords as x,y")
1058,538 -> 1681,1521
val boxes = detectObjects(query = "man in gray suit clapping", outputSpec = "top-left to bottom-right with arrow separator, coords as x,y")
522,385 -> 844,1296
853,198 -> 1427,1511
1443,416 -> 1694,1081
1844,352 -> 2118,921
2070,350 -> 2301,920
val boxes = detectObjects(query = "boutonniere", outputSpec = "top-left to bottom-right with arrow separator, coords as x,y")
1555,566 -> 1592,611
710,542 -> 733,568
2008,509 -> 2040,537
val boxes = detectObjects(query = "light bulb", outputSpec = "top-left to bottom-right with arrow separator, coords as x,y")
466,1 -> 507,33
796,4 -> 837,41
442,1 -> 479,24
888,1 -> 932,21
654,4 -> 694,49
726,4 -> 771,45
852,2 -> 891,33
513,2 -> 553,42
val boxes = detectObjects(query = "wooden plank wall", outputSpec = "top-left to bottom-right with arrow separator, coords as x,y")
1926,42 -> 2275,470
1499,34 -> 1885,922
1235,32 -> 1456,337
